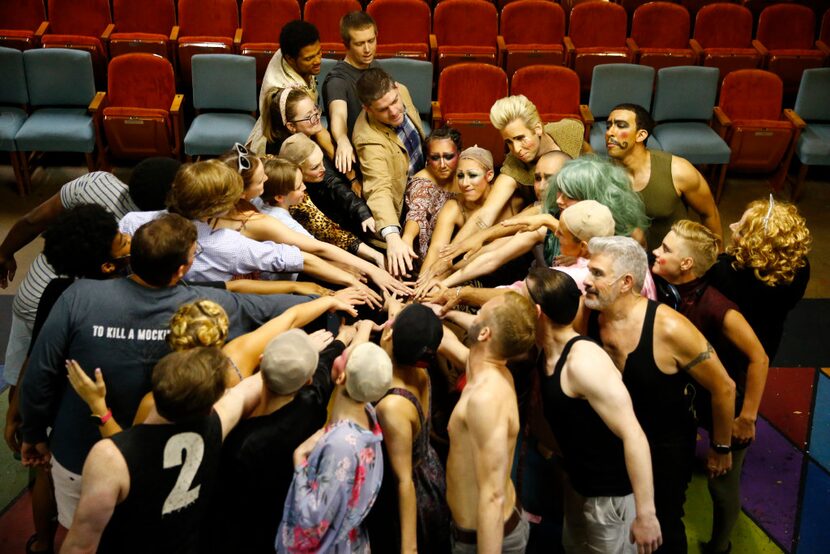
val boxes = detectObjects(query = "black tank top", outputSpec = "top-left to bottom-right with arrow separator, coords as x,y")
541,336 -> 632,497
97,412 -> 223,554
588,301 -> 695,442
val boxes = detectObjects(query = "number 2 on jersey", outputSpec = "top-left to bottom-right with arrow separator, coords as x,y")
162,432 -> 205,516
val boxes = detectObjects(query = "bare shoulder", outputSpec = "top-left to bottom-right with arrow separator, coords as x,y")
376,393 -> 418,426
670,155 -> 704,191
654,303 -> 694,342
567,340 -> 622,386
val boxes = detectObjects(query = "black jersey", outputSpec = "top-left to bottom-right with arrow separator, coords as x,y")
97,412 -> 223,554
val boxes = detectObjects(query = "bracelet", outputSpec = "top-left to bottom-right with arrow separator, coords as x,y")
710,441 -> 731,454
91,408 -> 112,426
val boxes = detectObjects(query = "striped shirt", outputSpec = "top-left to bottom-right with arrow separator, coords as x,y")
119,211 -> 304,282
12,172 -> 139,321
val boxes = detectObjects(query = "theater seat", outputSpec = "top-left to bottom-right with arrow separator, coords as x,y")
41,0 -> 112,88
367,0 -> 431,61
0,47 -> 30,195
754,4 -> 827,95
175,0 -> 240,85
99,53 -> 183,160
303,0 -> 361,59
791,68 -> 830,200
565,2 -> 633,94
0,0 -> 48,51
510,65 -> 589,134
627,2 -> 696,71
690,3 -> 763,82
239,0 -> 301,84
433,0 -> 500,72
433,63 -> 508,167
500,0 -> 566,79
108,0 -> 177,61
713,69 -> 803,196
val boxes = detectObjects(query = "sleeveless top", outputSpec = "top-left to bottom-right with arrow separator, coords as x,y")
639,149 -> 688,251
542,336 -> 632,497
98,412 -> 224,554
588,301 -> 695,442
372,385 -> 451,553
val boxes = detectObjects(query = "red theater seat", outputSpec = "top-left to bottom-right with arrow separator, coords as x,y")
510,65 -> 589,133
367,0 -> 431,61
433,0 -> 500,72
628,2 -> 696,71
303,0 -> 362,59
175,0 -> 240,84
109,0 -> 177,61
500,0 -> 566,78
0,0 -> 47,51
239,0 -> 301,84
690,3 -> 763,81
565,2 -> 632,94
41,0 -> 111,86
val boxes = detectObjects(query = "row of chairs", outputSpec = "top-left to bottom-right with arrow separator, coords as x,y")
3,48 -> 827,202
3,0 -> 829,93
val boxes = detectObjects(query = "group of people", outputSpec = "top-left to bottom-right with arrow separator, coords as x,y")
0,9 -> 813,554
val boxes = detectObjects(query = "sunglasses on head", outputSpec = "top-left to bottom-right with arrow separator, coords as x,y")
233,143 -> 251,173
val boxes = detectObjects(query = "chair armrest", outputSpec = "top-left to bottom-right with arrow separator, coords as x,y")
35,21 -> 49,42
432,101 -> 441,130
784,109 -> 806,130
170,94 -> 184,114
563,36 -> 575,65
234,28 -> 243,50
497,35 -> 506,69
171,94 -> 185,160
751,40 -> 768,58
101,23 -> 114,42
817,40 -> 830,57
712,106 -> 731,138
689,39 -> 704,61
88,91 -> 106,113
170,26 -> 179,42
430,34 -> 437,66
626,37 -> 640,60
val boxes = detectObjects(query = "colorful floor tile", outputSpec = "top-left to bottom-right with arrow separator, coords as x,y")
760,367 -> 816,449
796,461 -> 830,553
742,418 -> 804,551
807,372 -> 830,472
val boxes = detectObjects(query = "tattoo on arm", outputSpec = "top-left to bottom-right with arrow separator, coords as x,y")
680,342 -> 714,373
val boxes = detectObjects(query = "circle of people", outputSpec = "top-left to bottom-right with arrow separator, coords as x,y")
1,12 -> 812,554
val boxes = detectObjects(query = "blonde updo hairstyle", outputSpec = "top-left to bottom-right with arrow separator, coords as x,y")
671,220 -> 721,277
167,161 -> 243,220
728,199 -> 811,286
168,300 -> 230,351
489,95 -> 542,132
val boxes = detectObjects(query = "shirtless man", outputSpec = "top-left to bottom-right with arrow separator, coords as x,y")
446,292 -> 537,553
582,236 -> 736,554
605,104 -> 722,251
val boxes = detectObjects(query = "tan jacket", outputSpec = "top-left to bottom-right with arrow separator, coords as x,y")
351,83 -> 424,232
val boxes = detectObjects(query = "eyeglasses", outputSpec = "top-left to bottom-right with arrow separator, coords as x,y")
233,142 -> 251,173
428,152 -> 457,162
291,107 -> 321,125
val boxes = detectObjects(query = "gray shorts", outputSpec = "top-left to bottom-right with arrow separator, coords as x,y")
451,509 -> 530,554
563,480 -> 637,554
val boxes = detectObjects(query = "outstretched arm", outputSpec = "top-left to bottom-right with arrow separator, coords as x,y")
449,174 -> 519,245
442,229 -> 544,289
0,194 -> 63,287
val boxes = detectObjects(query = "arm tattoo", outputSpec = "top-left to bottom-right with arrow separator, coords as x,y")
680,342 -> 714,373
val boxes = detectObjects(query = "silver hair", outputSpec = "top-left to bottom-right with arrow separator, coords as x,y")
587,236 -> 647,292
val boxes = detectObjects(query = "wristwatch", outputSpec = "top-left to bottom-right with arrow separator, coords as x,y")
91,409 -> 113,427
710,441 -> 731,454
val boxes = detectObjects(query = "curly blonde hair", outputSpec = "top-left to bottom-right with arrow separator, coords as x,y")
728,199 -> 811,286
671,220 -> 721,277
168,300 -> 230,351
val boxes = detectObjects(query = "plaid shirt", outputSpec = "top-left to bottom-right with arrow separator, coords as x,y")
395,113 -> 424,178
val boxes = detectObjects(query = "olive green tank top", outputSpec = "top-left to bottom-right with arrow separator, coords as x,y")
639,150 -> 687,251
